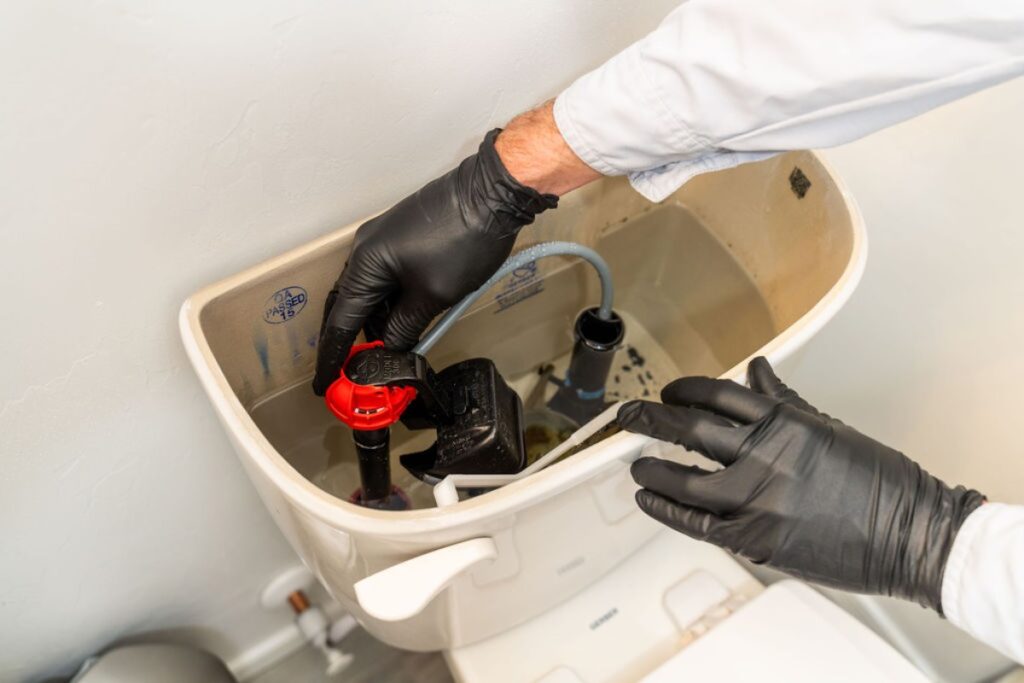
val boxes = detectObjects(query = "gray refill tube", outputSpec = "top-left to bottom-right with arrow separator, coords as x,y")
413,241 -> 615,355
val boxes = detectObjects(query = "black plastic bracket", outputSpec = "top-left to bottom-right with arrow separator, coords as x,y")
345,347 -> 526,482
346,346 -> 451,423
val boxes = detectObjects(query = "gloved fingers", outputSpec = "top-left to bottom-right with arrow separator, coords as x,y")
635,489 -> 720,541
747,357 -> 820,416
318,287 -> 339,334
363,294 -> 396,343
661,376 -> 777,424
379,294 -> 443,351
632,457 -> 747,515
311,269 -> 391,396
312,325 -> 359,395
618,401 -> 747,465
311,287 -> 348,394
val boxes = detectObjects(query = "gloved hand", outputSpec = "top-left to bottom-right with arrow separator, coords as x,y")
617,357 -> 985,613
312,129 -> 558,395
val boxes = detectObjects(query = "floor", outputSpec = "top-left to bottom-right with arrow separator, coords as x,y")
250,627 -> 453,683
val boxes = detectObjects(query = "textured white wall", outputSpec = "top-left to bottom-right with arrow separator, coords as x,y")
790,77 -> 1024,681
0,2 -> 680,681
800,76 -> 1024,507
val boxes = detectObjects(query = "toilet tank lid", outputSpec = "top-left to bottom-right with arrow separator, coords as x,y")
642,581 -> 928,682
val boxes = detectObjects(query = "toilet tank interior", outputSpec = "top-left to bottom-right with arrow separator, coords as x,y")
197,152 -> 853,505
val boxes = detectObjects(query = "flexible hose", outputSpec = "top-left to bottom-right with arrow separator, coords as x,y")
413,241 -> 614,355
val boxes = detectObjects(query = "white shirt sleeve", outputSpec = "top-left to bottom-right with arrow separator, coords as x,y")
942,503 -> 1024,663
554,0 -> 1024,202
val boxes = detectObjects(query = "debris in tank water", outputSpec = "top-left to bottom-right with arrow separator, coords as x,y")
637,373 -> 647,386
645,370 -> 653,381
643,389 -> 650,397
614,374 -> 620,384
621,364 -> 632,373
523,409 -> 577,464
627,346 -> 646,367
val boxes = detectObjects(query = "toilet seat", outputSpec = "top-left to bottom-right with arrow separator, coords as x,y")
446,531 -> 926,683
642,581 -> 928,682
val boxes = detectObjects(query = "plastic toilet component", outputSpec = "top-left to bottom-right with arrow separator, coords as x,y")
324,341 -> 425,508
662,570 -> 731,631
326,343 -> 527,483
641,581 -> 929,682
410,243 -> 623,430
347,427 -> 402,507
445,529 -> 759,682
548,307 -> 626,425
400,358 -> 526,481
323,242 -> 619,483
324,341 -> 427,430
428,401 -> 623,506
446,532 -> 927,683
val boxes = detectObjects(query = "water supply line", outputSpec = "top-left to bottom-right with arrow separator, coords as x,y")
286,589 -> 356,676
260,567 -> 357,677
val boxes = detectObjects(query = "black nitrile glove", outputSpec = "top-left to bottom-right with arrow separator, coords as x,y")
312,129 -> 558,395
617,357 -> 985,613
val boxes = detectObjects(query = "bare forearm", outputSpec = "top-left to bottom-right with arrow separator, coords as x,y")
495,100 -> 601,197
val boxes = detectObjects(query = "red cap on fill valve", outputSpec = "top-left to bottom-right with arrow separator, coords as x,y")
324,341 -> 418,430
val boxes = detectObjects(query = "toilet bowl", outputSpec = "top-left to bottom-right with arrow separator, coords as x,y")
180,152 -> 869,664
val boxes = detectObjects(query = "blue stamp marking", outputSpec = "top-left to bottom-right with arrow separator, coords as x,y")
263,286 -> 307,324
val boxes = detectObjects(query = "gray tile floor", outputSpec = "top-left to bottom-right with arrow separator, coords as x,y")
250,628 -> 453,683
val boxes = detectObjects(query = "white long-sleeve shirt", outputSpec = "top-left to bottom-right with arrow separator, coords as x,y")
554,0 -> 1024,663
554,0 -> 1024,202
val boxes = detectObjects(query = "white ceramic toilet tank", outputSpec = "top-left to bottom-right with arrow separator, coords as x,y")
179,152 -> 866,655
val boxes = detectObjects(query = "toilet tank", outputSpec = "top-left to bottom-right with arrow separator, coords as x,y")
180,152 -> 865,652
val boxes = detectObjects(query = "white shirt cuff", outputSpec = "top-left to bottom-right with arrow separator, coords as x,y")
555,89 -> 776,203
941,502 -> 1024,663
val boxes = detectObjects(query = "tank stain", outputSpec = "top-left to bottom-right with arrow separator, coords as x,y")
789,167 -> 812,199
254,338 -> 270,377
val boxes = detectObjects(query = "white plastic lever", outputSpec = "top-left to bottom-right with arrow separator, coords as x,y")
354,537 -> 497,622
